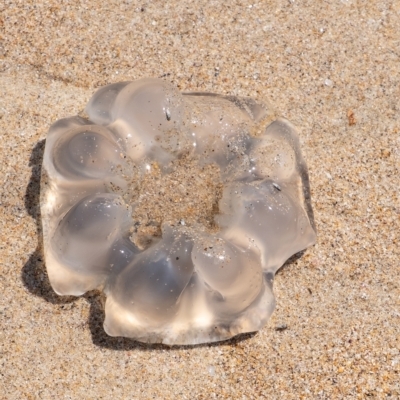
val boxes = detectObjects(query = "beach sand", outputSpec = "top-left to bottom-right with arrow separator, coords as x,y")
1,0 -> 399,398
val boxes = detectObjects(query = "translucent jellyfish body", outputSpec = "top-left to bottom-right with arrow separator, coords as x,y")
40,78 -> 316,345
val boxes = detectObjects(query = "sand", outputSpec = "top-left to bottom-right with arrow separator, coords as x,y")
1,0 -> 399,398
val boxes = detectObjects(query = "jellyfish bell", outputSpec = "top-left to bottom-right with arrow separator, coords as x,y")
41,78 -> 316,345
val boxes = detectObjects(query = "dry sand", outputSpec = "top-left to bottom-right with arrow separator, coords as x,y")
1,0 -> 399,398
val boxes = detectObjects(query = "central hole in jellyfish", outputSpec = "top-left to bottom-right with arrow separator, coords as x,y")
83,80 -> 247,251
127,154 -> 223,249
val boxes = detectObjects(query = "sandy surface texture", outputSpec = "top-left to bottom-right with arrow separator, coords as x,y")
1,0 -> 399,399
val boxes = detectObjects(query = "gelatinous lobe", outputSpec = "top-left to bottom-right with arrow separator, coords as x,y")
192,235 -> 263,314
218,180 -> 315,271
53,194 -> 132,275
109,228 -> 194,325
41,78 -> 316,344
52,126 -> 123,179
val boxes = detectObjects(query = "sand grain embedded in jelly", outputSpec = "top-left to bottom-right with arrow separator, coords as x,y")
40,78 -> 316,345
